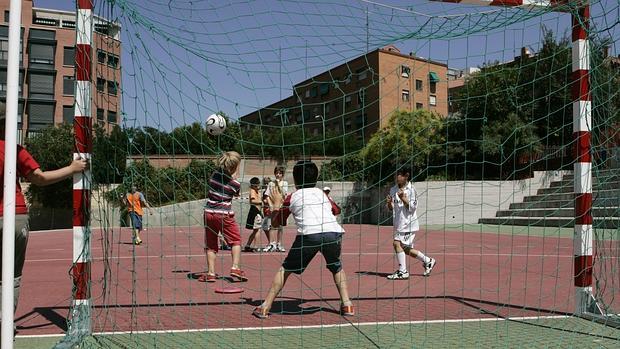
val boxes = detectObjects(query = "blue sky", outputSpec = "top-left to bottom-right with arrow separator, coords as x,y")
33,1 -> 619,130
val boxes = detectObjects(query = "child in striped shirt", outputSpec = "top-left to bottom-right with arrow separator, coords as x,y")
199,151 -> 248,282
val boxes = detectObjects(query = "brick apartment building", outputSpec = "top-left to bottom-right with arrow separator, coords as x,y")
0,0 -> 121,143
240,45 -> 448,141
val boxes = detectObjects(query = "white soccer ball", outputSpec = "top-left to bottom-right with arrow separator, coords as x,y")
206,113 -> 227,136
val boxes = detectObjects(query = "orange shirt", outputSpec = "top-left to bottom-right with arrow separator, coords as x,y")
126,192 -> 145,216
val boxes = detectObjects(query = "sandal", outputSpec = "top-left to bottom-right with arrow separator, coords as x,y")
252,306 -> 269,319
197,273 -> 217,283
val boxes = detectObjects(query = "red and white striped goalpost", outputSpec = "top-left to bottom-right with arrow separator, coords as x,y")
68,0 -> 94,339
431,0 -> 600,315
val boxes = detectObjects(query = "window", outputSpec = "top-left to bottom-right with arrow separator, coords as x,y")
429,95 -> 437,106
324,103 -> 330,114
305,89 -> 310,98
107,80 -> 118,95
29,43 -> 55,67
63,105 -> 73,124
0,27 -> 23,66
345,95 -> 352,108
357,68 -> 367,80
96,108 -> 104,121
344,75 -> 351,85
415,79 -> 423,91
4,11 -> 8,23
416,103 -> 423,110
0,70 -> 24,97
63,46 -> 75,66
319,83 -> 329,96
108,110 -> 117,123
402,89 -> 410,102
0,70 -> 5,95
28,103 -> 54,129
29,29 -> 55,40
310,86 -> 318,98
63,75 -> 75,95
401,65 -> 410,78
97,49 -> 106,64
96,78 -> 105,92
28,73 -> 54,99
107,53 -> 119,68
430,81 -> 437,94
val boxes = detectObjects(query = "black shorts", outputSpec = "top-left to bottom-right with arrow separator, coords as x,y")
245,206 -> 262,229
282,232 -> 343,274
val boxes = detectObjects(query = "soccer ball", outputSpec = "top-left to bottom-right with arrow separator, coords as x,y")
206,113 -> 226,136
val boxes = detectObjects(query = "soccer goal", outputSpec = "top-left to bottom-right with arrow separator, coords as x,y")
45,1 -> 620,348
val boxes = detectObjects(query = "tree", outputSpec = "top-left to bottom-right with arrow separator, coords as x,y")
361,109 -> 445,184
93,124 -> 127,184
449,27 -> 574,178
25,124 -> 75,208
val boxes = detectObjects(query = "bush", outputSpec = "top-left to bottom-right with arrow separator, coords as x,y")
24,124 -> 75,208
105,159 -> 216,207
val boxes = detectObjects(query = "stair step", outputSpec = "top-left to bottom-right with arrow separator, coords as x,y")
496,207 -> 620,218
562,170 -> 620,181
538,181 -> 620,195
523,189 -> 620,203
478,217 -> 620,229
510,198 -> 619,209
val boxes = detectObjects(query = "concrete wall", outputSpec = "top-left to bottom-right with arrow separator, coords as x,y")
87,171 -> 565,229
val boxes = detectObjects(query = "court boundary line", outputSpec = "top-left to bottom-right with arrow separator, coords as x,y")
17,315 -> 571,338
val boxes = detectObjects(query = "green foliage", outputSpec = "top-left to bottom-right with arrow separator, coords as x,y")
319,152 -> 365,182
93,124 -> 128,184
24,124 -> 75,208
448,28 -> 574,178
361,109 -> 445,184
105,159 -> 216,207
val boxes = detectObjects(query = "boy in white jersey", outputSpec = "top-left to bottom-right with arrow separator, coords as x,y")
252,160 -> 354,319
385,165 -> 436,280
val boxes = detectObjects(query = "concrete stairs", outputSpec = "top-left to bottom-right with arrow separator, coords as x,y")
479,169 -> 620,228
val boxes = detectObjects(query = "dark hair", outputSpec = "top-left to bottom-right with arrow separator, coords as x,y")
274,165 -> 286,175
292,160 -> 318,189
395,163 -> 411,178
250,177 -> 260,185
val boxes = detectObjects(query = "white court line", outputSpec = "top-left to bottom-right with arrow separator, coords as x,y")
16,315 -> 571,339
25,252 -> 589,263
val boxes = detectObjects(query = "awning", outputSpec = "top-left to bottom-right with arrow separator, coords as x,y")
429,71 -> 440,83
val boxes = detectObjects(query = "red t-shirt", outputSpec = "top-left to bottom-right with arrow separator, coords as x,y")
0,140 -> 40,216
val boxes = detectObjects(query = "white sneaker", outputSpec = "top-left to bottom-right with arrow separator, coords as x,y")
263,244 -> 276,252
387,270 -> 409,280
423,258 -> 436,276
276,243 -> 286,252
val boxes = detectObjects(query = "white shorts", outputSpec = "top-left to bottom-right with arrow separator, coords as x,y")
252,215 -> 263,230
393,231 -> 416,248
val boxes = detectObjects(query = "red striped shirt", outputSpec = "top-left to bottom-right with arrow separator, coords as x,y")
204,170 -> 240,215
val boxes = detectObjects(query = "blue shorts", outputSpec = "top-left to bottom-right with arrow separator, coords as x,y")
282,232 -> 343,274
129,212 -> 143,230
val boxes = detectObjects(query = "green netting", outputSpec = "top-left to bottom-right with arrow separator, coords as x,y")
49,0 -> 620,347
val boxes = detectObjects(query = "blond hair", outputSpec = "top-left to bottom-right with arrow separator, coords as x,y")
218,151 -> 241,175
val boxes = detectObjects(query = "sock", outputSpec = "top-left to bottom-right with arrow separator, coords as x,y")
416,252 -> 431,264
397,251 -> 407,272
